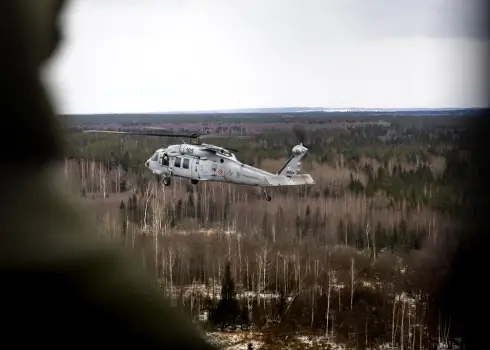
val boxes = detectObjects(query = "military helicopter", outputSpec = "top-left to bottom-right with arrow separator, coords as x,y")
83,128 -> 315,201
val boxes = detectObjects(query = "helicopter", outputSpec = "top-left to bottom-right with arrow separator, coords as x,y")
83,128 -> 315,201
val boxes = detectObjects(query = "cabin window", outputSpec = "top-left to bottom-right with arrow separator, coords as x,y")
175,157 -> 181,167
183,158 -> 190,169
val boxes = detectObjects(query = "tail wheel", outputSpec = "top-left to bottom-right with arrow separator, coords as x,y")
163,177 -> 171,186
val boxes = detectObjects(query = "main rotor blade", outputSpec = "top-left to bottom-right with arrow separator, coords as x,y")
83,129 -> 200,138
83,129 -> 245,152
292,125 -> 306,142
198,133 -> 253,139
292,125 -> 311,149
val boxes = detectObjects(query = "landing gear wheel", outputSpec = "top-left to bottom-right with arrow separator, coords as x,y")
163,177 -> 171,186
191,179 -> 199,185
262,188 -> 272,201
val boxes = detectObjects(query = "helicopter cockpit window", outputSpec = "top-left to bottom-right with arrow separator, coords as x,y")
150,152 -> 158,162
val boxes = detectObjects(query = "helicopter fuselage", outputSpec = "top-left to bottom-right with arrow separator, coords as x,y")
145,143 -> 314,188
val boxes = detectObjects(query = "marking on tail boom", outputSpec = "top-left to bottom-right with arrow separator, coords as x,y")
277,155 -> 295,175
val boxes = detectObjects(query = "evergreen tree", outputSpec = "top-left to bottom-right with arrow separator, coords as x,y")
209,261 -> 240,330
121,150 -> 131,171
295,215 -> 302,240
119,200 -> 127,238
195,192 -> 203,223
175,199 -> 183,220
251,298 -> 264,329
277,285 -> 287,320
322,186 -> 332,198
348,173 -> 364,194
240,304 -> 250,330
187,193 -> 195,217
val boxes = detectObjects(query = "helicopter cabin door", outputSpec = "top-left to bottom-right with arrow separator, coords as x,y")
190,158 -> 199,179
172,156 -> 184,177
172,156 -> 197,179
159,152 -> 170,168
198,159 -> 211,178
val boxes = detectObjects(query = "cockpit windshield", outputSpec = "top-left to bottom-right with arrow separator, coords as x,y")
150,152 -> 159,162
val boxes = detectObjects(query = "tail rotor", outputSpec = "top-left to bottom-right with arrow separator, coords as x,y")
292,125 -> 311,150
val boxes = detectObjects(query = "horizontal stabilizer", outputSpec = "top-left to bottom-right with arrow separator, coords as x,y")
265,174 -> 315,186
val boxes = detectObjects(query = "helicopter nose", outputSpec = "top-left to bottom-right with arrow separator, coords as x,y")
145,160 -> 150,168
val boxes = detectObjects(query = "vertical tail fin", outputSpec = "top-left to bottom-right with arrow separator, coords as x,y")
277,143 -> 309,176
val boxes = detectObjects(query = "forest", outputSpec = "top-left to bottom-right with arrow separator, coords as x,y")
60,112 -> 471,349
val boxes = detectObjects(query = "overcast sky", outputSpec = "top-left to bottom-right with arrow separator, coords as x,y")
42,0 -> 488,113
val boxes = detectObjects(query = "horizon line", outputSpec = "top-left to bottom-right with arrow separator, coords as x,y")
60,106 -> 488,115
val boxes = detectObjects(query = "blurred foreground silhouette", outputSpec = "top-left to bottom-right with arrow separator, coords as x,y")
435,116 -> 489,349
0,1 -> 215,348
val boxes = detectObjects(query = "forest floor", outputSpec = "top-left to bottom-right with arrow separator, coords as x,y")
206,330 -> 348,349
83,191 -> 132,211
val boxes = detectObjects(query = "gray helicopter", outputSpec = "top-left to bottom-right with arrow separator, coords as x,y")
83,129 -> 314,201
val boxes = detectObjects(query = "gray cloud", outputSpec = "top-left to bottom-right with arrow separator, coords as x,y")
44,0 -> 488,113
224,0 -> 487,41
351,0 -> 487,39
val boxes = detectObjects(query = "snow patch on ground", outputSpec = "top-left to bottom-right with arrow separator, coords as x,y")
207,331 -> 264,349
206,331 -> 347,349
